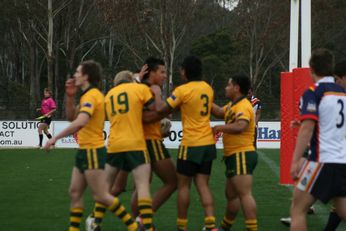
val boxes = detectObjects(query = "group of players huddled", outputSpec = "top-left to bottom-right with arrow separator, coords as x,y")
39,48 -> 346,231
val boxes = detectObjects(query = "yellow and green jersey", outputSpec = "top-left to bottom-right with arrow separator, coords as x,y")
105,82 -> 153,153
166,81 -> 215,146
77,88 -> 105,149
222,97 -> 255,156
143,121 -> 161,140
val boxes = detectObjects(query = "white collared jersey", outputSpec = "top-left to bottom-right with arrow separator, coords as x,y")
250,95 -> 262,114
299,76 -> 346,163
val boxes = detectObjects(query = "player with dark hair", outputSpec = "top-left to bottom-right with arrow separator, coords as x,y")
37,88 -> 56,148
334,60 -> 346,89
289,49 -> 346,231
212,74 -> 258,231
150,55 -> 218,231
44,61 -> 138,231
134,57 -> 177,222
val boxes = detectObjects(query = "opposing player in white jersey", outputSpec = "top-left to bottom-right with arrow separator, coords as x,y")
290,49 -> 346,231
323,60 -> 346,231
247,88 -> 261,148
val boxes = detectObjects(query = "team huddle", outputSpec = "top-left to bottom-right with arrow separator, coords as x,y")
41,49 -> 346,231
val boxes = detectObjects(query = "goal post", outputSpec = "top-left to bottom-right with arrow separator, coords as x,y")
280,0 -> 312,184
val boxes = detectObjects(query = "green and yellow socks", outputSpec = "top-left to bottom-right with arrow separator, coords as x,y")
108,198 -> 138,231
69,208 -> 83,231
220,216 -> 235,231
204,216 -> 216,230
93,202 -> 106,226
245,219 -> 258,231
138,198 -> 154,231
177,218 -> 188,231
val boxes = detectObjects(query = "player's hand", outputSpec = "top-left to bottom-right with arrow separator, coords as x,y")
150,85 -> 162,96
290,160 -> 301,181
65,78 -> 77,97
212,125 -> 221,135
44,137 -> 56,151
290,119 -> 301,128
138,64 -> 149,80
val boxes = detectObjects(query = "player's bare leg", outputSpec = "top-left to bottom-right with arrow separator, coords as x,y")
68,167 -> 87,231
194,173 -> 214,216
334,197 -> 346,220
69,167 -> 87,209
195,173 -> 217,230
290,188 -> 316,231
85,164 -> 121,230
176,173 -> 192,230
220,178 -> 240,230
110,170 -> 129,196
152,158 -> 177,211
85,169 -> 138,231
132,163 -> 154,230
231,175 -> 257,231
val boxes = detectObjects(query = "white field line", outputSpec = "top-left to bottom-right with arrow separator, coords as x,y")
257,150 -> 328,224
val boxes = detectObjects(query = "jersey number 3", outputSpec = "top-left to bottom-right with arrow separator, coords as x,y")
336,99 -> 344,128
200,94 -> 209,116
110,92 -> 129,116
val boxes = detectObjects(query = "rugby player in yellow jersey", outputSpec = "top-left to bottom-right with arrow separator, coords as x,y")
138,57 -> 177,215
212,74 -> 258,231
103,70 -> 156,231
150,56 -> 217,231
44,61 -> 138,231
96,59 -> 176,223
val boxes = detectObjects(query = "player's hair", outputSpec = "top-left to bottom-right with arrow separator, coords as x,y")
181,55 -> 202,81
44,88 -> 52,96
113,70 -> 134,86
230,74 -> 251,95
309,48 -> 334,76
80,60 -> 102,87
142,57 -> 165,80
334,60 -> 346,77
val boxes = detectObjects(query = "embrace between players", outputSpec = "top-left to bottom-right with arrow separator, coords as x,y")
44,55 -> 259,231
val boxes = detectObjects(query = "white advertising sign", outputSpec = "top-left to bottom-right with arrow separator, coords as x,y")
0,121 -> 280,149
0,121 -> 47,147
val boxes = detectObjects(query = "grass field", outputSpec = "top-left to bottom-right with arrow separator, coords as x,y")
0,148 -> 345,231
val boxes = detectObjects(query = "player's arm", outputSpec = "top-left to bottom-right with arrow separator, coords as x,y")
255,108 -> 261,124
151,85 -> 173,116
213,119 -> 249,134
254,101 -> 262,124
290,89 -> 318,180
290,119 -> 315,180
65,79 -> 78,121
44,112 -> 89,150
143,110 -> 164,123
211,103 -> 225,119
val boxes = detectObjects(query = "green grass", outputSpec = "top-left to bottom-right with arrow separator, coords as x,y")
0,148 -> 345,230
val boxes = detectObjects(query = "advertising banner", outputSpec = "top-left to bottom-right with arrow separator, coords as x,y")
0,121 -> 280,149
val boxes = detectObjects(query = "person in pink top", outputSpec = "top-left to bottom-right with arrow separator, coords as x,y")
37,88 -> 56,148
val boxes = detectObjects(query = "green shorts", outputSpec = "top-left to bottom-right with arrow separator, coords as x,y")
224,151 -> 258,178
177,144 -> 216,164
107,150 -> 150,172
75,147 -> 107,173
146,139 -> 170,163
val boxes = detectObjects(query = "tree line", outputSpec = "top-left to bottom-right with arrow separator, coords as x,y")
0,0 -> 345,120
